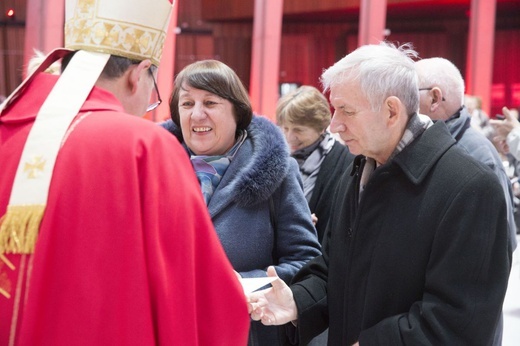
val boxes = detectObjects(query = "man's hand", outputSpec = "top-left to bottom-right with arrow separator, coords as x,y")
247,266 -> 298,325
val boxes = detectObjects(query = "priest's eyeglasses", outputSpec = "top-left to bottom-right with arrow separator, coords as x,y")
146,69 -> 162,112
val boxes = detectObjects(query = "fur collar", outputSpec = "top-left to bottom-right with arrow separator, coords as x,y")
160,115 -> 290,207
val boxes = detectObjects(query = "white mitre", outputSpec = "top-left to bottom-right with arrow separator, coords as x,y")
65,0 -> 173,66
0,0 -> 174,257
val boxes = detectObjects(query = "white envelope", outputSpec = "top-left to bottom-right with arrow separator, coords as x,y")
240,277 -> 277,294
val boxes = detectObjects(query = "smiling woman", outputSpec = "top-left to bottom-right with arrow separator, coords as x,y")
160,60 -> 322,346
178,85 -> 237,156
169,59 -> 252,147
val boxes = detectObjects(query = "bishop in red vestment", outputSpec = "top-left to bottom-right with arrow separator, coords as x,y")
1,0 -> 250,342
0,69 -> 250,345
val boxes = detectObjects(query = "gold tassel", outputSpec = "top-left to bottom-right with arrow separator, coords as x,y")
0,205 -> 45,254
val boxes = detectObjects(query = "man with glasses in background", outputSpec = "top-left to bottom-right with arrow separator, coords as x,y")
415,57 -> 516,253
415,57 -> 516,345
0,0 -> 249,344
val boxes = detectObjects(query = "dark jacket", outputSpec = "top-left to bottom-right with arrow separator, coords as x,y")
290,121 -> 511,345
308,141 -> 355,242
445,106 -> 517,252
161,116 -> 321,346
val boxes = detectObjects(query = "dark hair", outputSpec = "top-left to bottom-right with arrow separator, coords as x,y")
61,52 -> 156,78
169,60 -> 253,141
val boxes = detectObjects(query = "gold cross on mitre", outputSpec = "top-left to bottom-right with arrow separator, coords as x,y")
24,156 -> 46,179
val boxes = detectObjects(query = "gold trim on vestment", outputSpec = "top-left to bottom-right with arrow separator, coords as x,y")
0,287 -> 10,299
9,255 -> 27,346
0,205 -> 45,255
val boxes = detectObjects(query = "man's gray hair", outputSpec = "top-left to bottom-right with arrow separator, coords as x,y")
321,41 -> 419,115
415,57 -> 465,106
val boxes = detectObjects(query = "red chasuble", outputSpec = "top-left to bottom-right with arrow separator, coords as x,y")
0,73 -> 249,345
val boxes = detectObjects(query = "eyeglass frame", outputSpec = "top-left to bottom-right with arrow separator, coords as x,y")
419,87 -> 445,102
146,68 -> 162,112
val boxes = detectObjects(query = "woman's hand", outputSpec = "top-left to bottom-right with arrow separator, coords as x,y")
311,213 -> 318,226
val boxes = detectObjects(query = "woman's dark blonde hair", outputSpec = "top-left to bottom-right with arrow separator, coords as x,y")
276,85 -> 331,133
169,60 -> 253,141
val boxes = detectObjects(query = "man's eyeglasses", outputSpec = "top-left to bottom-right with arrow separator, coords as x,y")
146,69 -> 162,112
419,87 -> 445,101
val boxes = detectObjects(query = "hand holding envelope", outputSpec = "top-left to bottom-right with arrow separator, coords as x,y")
240,276 -> 277,294
245,266 -> 299,326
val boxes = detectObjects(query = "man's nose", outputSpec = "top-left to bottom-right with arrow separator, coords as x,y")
329,114 -> 345,133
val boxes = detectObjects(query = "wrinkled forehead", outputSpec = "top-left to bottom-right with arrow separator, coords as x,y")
329,80 -> 367,108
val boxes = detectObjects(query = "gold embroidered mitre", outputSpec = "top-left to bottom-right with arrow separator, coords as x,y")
65,0 -> 174,66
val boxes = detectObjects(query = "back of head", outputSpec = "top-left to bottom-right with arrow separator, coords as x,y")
415,57 -> 465,109
321,41 -> 419,116
169,59 -> 253,139
276,85 -> 331,132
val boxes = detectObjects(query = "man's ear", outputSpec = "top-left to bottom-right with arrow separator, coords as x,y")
385,96 -> 403,125
127,59 -> 152,95
430,87 -> 444,111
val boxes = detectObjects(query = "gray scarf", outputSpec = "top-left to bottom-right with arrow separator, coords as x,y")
292,132 -> 335,202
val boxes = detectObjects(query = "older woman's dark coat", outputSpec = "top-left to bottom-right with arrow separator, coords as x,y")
309,141 -> 355,242
291,121 -> 512,345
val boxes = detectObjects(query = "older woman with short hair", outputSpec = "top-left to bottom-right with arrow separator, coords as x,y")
276,85 -> 354,242
161,60 -> 321,346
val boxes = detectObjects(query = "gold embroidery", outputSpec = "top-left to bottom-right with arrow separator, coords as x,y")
0,287 -> 10,299
65,0 -> 165,66
79,0 -> 96,12
9,255 -> 28,346
0,262 -> 12,299
0,254 -> 15,270
0,205 -> 45,254
23,156 -> 46,179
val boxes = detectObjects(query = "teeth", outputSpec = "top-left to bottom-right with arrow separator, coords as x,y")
193,127 -> 211,132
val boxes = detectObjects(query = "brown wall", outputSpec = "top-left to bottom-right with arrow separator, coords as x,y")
175,1 -> 520,112
0,0 -> 26,97
1,0 -> 519,113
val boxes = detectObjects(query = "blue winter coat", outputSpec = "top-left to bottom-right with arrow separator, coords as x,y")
161,116 -> 321,345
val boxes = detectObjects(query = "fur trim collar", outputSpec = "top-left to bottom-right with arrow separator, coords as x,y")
160,115 -> 290,206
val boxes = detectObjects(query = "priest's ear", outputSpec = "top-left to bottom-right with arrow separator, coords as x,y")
127,59 -> 152,94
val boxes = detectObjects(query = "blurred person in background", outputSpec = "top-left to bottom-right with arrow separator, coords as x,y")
276,85 -> 354,345
465,94 -> 494,140
276,85 -> 355,243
